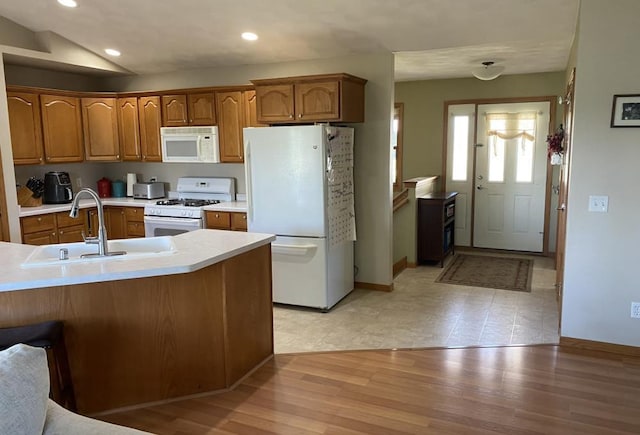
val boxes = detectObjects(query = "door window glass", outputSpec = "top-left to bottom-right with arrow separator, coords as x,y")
452,116 -> 470,181
486,113 -> 537,183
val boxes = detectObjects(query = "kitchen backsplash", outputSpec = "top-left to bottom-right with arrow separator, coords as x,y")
15,162 -> 246,198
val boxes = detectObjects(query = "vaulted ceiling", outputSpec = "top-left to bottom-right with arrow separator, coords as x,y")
0,0 -> 580,81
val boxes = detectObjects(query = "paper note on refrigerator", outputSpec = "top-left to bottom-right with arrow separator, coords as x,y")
327,127 -> 356,247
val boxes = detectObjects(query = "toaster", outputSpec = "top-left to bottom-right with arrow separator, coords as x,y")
132,182 -> 165,199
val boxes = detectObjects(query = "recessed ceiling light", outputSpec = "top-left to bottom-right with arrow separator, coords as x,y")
104,48 -> 121,57
241,32 -> 258,41
57,0 -> 77,7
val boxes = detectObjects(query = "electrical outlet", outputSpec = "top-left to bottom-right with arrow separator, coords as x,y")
631,302 -> 640,319
588,195 -> 609,212
76,177 -> 82,188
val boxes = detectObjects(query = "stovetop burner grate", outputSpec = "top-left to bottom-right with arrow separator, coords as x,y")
155,199 -> 221,207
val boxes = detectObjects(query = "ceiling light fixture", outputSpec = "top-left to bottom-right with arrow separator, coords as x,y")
471,61 -> 505,81
57,0 -> 77,7
241,32 -> 258,41
104,48 -> 121,57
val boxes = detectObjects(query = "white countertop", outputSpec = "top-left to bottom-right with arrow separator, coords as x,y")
203,201 -> 247,213
19,197 -> 156,217
0,229 -> 275,293
18,199 -> 247,217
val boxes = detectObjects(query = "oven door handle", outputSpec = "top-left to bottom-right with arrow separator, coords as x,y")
144,216 -> 202,224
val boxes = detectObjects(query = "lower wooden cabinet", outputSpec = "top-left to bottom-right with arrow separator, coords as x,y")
124,207 -> 145,237
21,212 -> 87,245
22,206 -> 145,245
230,212 -> 247,231
104,206 -> 145,239
205,211 -> 247,232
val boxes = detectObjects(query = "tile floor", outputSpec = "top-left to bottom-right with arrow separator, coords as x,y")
273,251 -> 560,354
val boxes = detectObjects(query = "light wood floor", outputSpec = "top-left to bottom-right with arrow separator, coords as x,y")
103,345 -> 640,434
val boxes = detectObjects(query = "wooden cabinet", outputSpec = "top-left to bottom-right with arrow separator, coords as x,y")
40,94 -> 84,163
216,91 -> 245,163
188,92 -> 216,125
161,94 -> 188,126
138,96 -> 163,162
417,192 -> 457,267
162,93 -> 216,126
295,80 -> 340,122
21,212 -> 86,245
124,207 -> 145,237
104,206 -> 145,239
251,73 -> 367,124
205,211 -> 230,230
104,207 -> 127,239
230,212 -> 247,232
55,212 -> 86,243
254,84 -> 294,123
215,90 -> 265,163
82,97 -> 120,161
7,91 -> 44,165
205,211 -> 247,232
117,97 -> 141,161
244,90 -> 266,128
21,214 -> 56,245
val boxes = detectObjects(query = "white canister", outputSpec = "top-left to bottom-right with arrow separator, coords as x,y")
126,173 -> 137,197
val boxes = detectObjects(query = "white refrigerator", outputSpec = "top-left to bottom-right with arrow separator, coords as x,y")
243,125 -> 356,310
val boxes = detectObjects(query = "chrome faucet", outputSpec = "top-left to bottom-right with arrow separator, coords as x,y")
69,188 -> 125,257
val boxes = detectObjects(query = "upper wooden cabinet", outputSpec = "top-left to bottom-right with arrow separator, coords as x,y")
251,73 -> 367,124
138,96 -> 163,162
7,91 -> 44,165
161,94 -> 188,126
82,97 -> 120,161
188,92 -> 216,125
117,97 -> 141,161
40,94 -> 84,163
216,91 -> 245,163
244,90 -> 267,128
161,92 -> 216,126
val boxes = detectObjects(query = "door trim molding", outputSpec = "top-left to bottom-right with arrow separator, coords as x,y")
442,96 -> 557,256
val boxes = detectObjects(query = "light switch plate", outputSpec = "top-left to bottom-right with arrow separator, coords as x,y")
588,195 -> 608,212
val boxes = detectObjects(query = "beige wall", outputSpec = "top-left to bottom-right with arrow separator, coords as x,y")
394,73 -> 566,264
561,0 -> 640,346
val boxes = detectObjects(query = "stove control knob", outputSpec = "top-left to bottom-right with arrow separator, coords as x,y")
181,210 -> 187,217
187,210 -> 194,217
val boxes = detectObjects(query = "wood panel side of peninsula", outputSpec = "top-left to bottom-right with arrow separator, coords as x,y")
0,244 -> 273,414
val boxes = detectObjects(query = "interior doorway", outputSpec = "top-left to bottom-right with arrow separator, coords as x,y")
445,98 -> 555,253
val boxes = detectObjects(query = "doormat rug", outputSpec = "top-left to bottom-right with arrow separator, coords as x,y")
436,254 -> 533,292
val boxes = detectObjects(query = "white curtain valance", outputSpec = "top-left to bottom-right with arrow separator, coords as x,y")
485,112 -> 537,154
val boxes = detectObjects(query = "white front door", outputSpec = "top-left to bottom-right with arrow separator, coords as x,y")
473,102 -> 549,252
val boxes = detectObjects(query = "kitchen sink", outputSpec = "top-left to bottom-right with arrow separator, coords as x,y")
21,236 -> 177,268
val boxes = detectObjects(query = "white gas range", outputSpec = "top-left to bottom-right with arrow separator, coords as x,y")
144,177 -> 235,237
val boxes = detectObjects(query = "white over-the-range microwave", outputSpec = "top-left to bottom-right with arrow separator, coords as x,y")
160,126 -> 220,163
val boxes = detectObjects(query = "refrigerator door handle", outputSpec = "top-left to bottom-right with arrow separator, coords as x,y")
272,243 -> 318,256
245,140 -> 253,226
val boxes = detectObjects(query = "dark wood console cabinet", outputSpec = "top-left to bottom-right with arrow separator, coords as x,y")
417,192 -> 457,267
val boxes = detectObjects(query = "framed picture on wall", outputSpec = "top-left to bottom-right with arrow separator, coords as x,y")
611,94 -> 640,127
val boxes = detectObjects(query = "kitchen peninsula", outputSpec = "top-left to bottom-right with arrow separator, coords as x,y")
0,229 -> 275,414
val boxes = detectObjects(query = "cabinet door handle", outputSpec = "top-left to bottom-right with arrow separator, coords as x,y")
298,114 -> 303,119
289,114 -> 293,119
477,185 -> 485,190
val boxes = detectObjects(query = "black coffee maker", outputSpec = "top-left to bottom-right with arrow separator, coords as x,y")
43,172 -> 73,204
